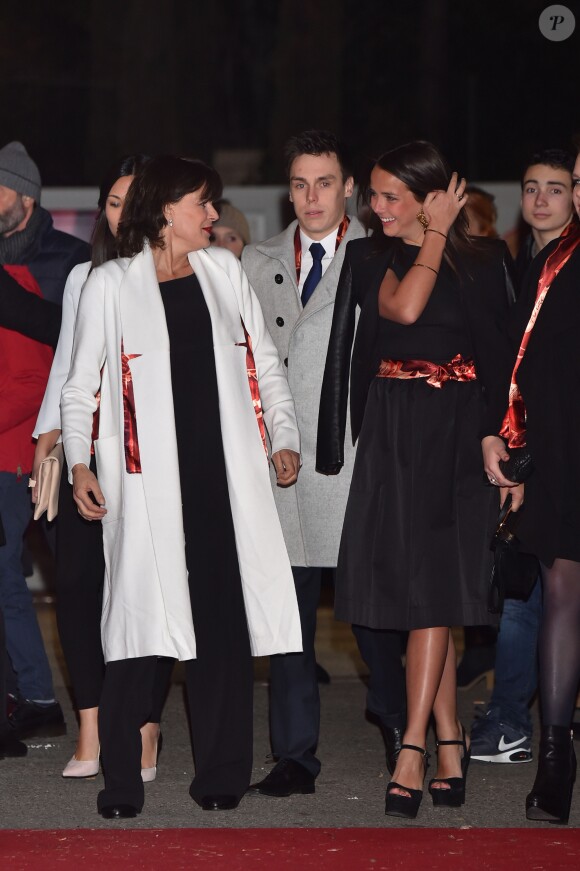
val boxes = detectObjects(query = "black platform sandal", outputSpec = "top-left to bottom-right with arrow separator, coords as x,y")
385,743 -> 429,820
428,726 -> 471,807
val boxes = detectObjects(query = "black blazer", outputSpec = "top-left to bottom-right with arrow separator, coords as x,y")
316,236 -> 515,473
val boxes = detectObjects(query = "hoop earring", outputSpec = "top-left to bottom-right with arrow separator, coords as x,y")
416,209 -> 429,231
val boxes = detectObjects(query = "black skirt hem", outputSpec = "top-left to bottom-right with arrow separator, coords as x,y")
335,599 -> 496,631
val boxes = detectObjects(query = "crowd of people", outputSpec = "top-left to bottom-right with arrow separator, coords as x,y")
0,131 -> 578,825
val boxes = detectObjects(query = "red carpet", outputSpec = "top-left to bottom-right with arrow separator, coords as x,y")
1,828 -> 579,870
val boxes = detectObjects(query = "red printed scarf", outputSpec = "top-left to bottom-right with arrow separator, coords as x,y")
293,215 -> 350,284
500,222 -> 580,448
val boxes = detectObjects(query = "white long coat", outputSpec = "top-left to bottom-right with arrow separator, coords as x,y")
61,245 -> 302,663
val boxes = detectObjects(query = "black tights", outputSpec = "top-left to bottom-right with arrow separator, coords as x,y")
539,558 -> 580,727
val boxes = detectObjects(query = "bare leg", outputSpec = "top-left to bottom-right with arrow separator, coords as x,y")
389,626 -> 449,796
140,721 -> 161,769
431,633 -> 467,788
75,706 -> 99,760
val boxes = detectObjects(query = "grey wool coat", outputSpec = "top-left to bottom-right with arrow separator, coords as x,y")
242,217 -> 366,567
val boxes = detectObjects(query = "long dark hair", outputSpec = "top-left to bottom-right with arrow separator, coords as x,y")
366,141 -> 475,269
117,155 -> 222,256
90,154 -> 149,268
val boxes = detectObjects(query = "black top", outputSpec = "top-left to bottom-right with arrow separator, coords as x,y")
159,273 -> 231,536
316,236 -> 514,474
377,242 -> 473,362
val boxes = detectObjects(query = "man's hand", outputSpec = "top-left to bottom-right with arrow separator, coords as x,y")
272,449 -> 300,487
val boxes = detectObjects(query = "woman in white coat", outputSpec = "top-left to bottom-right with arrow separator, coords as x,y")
61,156 -> 302,819
32,155 -> 171,779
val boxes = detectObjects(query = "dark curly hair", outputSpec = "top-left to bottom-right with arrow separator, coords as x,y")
116,155 -> 222,256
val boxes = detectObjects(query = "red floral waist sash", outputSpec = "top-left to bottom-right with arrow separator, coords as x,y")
377,354 -> 477,389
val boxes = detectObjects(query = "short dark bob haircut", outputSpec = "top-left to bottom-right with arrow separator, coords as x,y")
91,154 -> 149,268
366,140 -> 473,266
284,129 -> 354,183
117,155 -> 222,256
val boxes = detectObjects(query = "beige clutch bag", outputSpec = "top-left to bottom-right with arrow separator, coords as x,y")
32,443 -> 64,522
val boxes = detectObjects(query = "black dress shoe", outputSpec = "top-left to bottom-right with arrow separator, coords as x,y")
100,804 -> 139,819
456,646 -> 496,690
382,725 -> 404,776
8,699 -> 66,739
365,712 -> 404,775
247,758 -> 315,796
199,794 -> 240,810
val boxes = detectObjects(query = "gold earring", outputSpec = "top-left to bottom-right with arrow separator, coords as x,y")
416,209 -> 429,231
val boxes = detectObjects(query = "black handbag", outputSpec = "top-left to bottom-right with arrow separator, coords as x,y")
499,447 -> 534,484
488,494 -> 539,615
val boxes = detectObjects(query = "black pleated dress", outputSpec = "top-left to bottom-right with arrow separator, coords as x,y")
159,273 -> 253,801
335,245 -> 497,631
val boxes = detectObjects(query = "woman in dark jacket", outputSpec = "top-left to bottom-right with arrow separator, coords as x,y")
317,141 -> 513,819
483,150 -> 580,825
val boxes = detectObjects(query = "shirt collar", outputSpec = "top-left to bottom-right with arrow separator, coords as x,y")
299,226 -> 339,258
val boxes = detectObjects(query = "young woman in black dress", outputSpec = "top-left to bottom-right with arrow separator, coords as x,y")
317,141 -> 513,818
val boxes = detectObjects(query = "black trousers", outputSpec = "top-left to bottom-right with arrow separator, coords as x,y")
97,562 -> 253,811
56,459 -> 105,710
269,567 -> 407,777
269,566 -> 322,776
56,460 -> 172,720
351,624 -> 406,729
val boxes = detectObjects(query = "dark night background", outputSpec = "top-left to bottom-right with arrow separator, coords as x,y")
0,0 -> 578,185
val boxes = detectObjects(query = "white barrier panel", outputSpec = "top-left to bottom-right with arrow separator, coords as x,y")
43,183 -> 523,245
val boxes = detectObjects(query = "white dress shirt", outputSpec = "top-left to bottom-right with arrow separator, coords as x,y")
296,227 -> 339,301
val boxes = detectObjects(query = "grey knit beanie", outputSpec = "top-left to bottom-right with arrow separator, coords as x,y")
0,142 -> 41,201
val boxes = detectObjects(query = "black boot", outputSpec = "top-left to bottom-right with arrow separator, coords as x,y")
526,726 -> 576,824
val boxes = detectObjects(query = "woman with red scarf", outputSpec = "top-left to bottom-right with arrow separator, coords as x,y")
483,149 -> 580,825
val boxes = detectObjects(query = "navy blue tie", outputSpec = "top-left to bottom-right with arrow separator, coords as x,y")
301,242 -> 325,307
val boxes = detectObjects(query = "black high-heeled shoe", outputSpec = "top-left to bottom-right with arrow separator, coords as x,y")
385,743 -> 429,819
428,726 -> 471,807
526,725 -> 576,824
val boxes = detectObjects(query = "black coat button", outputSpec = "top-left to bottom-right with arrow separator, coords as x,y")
284,358 -> 288,367
276,317 -> 284,327
275,274 -> 284,284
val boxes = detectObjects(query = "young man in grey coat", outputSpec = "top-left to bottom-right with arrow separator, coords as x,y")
242,130 -> 405,797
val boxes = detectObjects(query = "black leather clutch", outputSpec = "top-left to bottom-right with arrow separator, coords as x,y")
488,495 -> 539,615
499,447 -> 534,483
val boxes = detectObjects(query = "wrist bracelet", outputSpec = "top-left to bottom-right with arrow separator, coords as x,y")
425,228 -> 447,240
412,262 -> 438,276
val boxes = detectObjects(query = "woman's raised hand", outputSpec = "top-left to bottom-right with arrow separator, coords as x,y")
422,172 -> 467,236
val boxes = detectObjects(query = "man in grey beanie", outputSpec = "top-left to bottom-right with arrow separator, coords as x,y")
0,141 -> 89,303
0,141 -> 89,740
